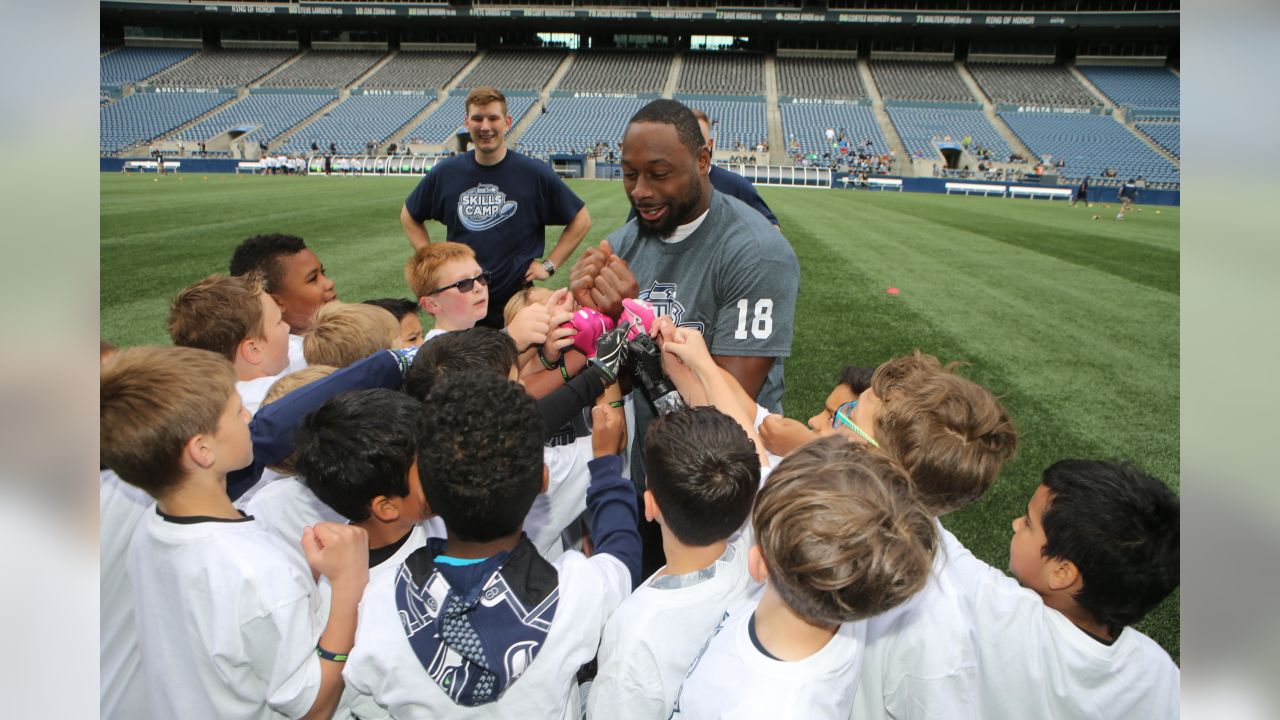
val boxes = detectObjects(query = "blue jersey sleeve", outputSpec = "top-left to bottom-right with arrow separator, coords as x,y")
226,351 -> 406,499
584,454 -> 642,588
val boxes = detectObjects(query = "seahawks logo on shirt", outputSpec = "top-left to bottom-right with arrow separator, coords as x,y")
458,184 -> 518,231
640,282 -> 705,334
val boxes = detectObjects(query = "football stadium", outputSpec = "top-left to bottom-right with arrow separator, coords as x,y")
101,0 -> 1180,716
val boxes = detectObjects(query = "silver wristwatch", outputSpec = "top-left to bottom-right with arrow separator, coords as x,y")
542,259 -> 556,276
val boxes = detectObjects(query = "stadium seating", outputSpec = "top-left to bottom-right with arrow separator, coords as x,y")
101,47 -> 197,86
278,93 -> 434,154
1135,120 -> 1180,158
100,91 -> 234,153
359,51 -> 473,90
690,99 -> 768,152
403,94 -> 539,145
968,63 -> 1098,106
998,111 -> 1179,184
776,56 -> 864,99
870,60 -> 973,103
886,106 -> 1011,161
260,51 -> 385,88
1078,65 -> 1179,111
176,92 -> 337,145
515,97 -> 647,155
780,103 -> 889,159
677,53 -> 764,96
148,50 -> 295,88
455,50 -> 566,91
557,51 -> 672,94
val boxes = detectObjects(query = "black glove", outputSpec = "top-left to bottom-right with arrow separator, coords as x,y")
590,324 -> 629,383
627,334 -> 686,414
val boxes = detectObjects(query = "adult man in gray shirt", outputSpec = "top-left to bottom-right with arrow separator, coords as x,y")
570,100 -> 799,573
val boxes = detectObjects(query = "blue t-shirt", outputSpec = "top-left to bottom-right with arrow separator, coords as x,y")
405,150 -> 585,297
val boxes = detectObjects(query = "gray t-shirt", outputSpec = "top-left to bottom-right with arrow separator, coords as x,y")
612,189 -> 799,484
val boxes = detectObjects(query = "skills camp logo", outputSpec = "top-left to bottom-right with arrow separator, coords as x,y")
457,184 -> 518,231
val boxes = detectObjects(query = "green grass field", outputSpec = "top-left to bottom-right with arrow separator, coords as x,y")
101,172 -> 1179,659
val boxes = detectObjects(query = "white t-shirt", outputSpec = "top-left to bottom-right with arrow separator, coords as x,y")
671,591 -> 865,720
343,549 -> 631,720
99,470 -> 152,720
244,474 -> 347,555
128,508 -> 326,720
286,334 -> 308,374
237,374 -> 281,417
587,537 -> 759,720
526,436 -> 593,561
852,520 -> 977,720
940,528 -> 1180,720
423,328 -> 448,343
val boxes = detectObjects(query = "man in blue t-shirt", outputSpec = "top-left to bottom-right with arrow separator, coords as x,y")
626,108 -> 780,230
400,87 -> 592,328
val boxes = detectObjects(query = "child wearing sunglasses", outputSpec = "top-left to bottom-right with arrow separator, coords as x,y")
404,242 -> 494,342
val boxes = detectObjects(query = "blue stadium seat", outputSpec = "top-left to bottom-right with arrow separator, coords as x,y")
887,107 -> 1011,161
517,97 -> 648,156
780,103 -> 889,160
176,92 -> 337,145
1135,121 -> 1180,159
100,91 -> 234,153
279,94 -> 435,154
101,47 -> 197,86
998,111 -> 1179,185
1078,66 -> 1179,112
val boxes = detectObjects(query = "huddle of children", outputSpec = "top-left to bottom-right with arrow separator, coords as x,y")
100,233 -> 1179,720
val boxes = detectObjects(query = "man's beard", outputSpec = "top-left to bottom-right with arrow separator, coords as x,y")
634,178 -> 704,240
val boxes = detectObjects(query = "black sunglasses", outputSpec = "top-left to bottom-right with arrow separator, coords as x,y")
428,271 -> 491,295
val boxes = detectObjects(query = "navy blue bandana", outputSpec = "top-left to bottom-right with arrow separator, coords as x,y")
396,536 -> 560,706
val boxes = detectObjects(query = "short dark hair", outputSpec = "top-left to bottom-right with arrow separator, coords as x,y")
1039,460 -> 1179,637
403,327 -> 518,403
362,298 -> 421,322
229,233 -> 308,293
627,99 -> 705,159
294,389 -> 422,523
643,407 -> 759,546
838,364 -> 875,395
416,372 -> 543,542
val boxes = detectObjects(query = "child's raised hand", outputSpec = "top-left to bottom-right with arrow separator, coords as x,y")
759,414 -> 816,457
658,325 -> 714,372
506,302 -> 552,351
302,522 -> 369,591
591,401 -> 626,458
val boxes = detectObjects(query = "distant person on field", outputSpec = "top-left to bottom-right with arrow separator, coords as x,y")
1117,177 -> 1138,220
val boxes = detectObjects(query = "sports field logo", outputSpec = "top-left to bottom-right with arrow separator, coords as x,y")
457,184 -> 518,231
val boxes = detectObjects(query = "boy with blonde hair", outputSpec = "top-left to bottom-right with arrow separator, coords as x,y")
672,437 -> 937,719
100,346 -> 369,719
168,272 -> 290,414
239,365 -> 347,550
303,302 -> 400,369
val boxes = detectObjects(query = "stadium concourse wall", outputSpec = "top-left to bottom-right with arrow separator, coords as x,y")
98,157 -> 1180,206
